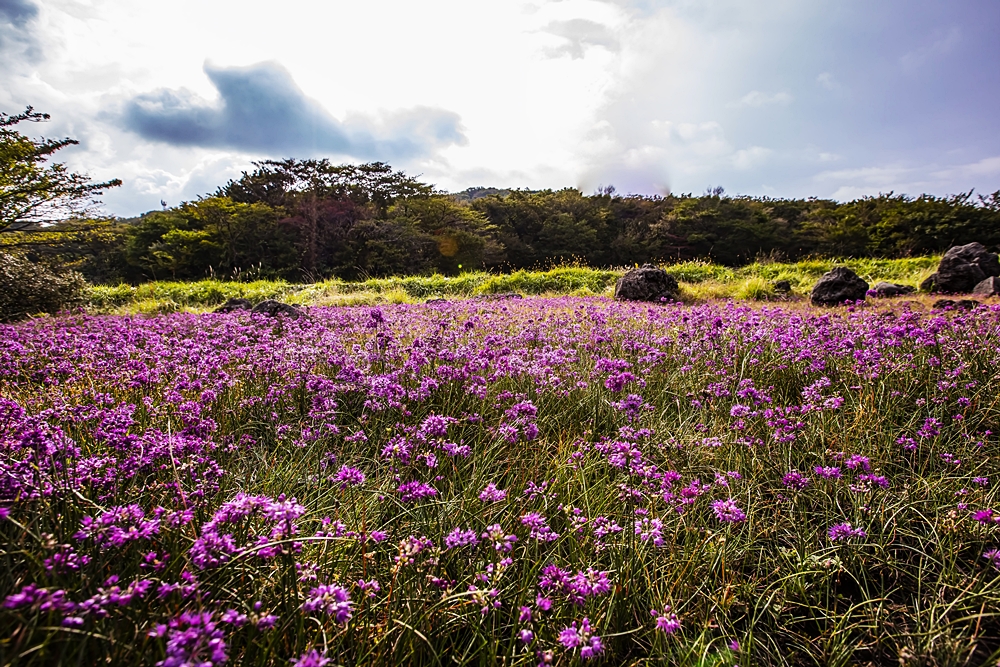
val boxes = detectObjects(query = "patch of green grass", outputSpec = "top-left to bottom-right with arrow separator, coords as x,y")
83,256 -> 943,313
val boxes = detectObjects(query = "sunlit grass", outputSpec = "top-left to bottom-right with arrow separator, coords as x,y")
84,257 -> 942,314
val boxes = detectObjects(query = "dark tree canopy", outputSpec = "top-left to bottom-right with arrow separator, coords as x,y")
0,107 -> 121,232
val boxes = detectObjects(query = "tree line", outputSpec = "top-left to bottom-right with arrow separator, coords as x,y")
3,108 -> 1000,284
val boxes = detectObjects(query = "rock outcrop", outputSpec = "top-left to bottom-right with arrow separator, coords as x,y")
921,242 -> 1000,293
213,298 -> 253,313
810,267 -> 869,306
614,265 -> 679,303
250,300 -> 303,319
972,276 -> 1000,297
871,281 -> 915,297
932,298 -> 980,311
772,280 -> 792,295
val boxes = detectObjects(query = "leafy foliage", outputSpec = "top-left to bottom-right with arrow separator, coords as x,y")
0,107 -> 121,231
0,251 -> 86,322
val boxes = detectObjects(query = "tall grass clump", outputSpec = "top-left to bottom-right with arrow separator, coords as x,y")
3,297 -> 1000,665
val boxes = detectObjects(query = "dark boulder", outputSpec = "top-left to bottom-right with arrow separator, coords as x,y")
214,298 -> 253,313
772,280 -> 792,294
472,292 -> 524,301
251,300 -> 303,319
614,264 -> 679,303
871,281 -> 915,297
923,242 -> 1000,293
972,276 -> 1000,297
810,267 -> 869,306
933,298 -> 980,311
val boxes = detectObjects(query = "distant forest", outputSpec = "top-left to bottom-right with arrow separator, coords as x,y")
5,159 -> 1000,284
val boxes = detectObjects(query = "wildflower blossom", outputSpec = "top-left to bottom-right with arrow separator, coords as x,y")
301,584 -> 352,623
291,649 -> 331,667
149,611 -> 227,667
397,481 -> 438,503
828,523 -> 867,541
635,517 -> 665,547
478,483 -> 507,503
334,466 -> 365,488
521,513 -> 559,542
782,470 -> 810,489
651,606 -> 681,634
482,524 -> 518,553
558,618 -> 603,659
711,498 -> 746,523
444,527 -> 480,550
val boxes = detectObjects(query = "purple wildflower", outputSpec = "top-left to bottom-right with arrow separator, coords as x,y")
334,466 -> 365,488
291,649 -> 331,667
444,527 -> 480,550
482,524 -> 518,553
521,513 -> 559,542
397,481 -> 438,503
149,611 -> 228,667
651,606 -> 681,634
711,498 -> 746,523
301,584 -> 352,623
478,483 -> 508,503
828,522 -> 867,541
782,470 -> 810,490
558,618 -> 603,659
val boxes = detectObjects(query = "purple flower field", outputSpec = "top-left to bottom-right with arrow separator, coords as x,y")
2,297 -> 1000,665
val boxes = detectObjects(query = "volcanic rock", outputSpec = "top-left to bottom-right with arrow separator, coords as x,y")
250,300 -> 303,318
214,298 -> 253,313
772,280 -> 792,294
472,292 -> 524,301
921,242 -> 1000,293
871,281 -> 915,297
932,298 -> 980,311
809,267 -> 869,306
614,265 -> 679,303
972,276 -> 1000,297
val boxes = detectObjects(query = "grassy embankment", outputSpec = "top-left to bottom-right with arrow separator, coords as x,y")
84,256 -> 942,315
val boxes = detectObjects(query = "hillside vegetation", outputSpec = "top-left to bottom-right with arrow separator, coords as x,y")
3,158 -> 997,288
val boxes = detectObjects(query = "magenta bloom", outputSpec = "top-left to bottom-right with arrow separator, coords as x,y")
291,649 -> 331,667
334,466 -> 365,488
397,481 -> 438,503
301,584 -> 352,623
651,606 -> 681,634
558,618 -> 603,659
444,527 -> 479,550
149,611 -> 228,667
974,509 -> 1000,524
828,522 -> 867,541
711,498 -> 746,523
782,471 -> 810,490
478,483 -> 508,503
814,466 -> 842,479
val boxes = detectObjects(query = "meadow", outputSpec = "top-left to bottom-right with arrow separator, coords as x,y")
82,256 -> 940,314
3,285 -> 1000,665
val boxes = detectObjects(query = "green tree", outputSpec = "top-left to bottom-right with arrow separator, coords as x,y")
1,107 -> 121,232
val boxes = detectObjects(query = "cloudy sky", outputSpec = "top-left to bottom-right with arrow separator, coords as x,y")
2,0 -> 998,216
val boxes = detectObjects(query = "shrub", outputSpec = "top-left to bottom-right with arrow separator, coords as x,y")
0,253 -> 87,322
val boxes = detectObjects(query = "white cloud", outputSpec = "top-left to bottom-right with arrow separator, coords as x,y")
733,90 -> 793,108
899,25 -> 961,72
2,0 -> 996,213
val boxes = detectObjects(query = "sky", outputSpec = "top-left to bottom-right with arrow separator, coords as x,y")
2,0 -> 999,217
